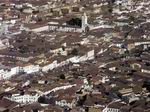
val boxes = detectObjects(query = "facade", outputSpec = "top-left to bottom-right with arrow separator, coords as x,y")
55,100 -> 76,108
103,107 -> 120,112
0,66 -> 22,80
10,94 -> 39,104
0,65 -> 39,80
23,65 -> 41,74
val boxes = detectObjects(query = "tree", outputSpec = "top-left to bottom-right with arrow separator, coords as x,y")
76,94 -> 87,106
60,74 -> 65,79
19,45 -> 29,54
66,18 -> 82,27
38,96 -> 47,103
143,80 -> 150,92
32,109 -> 38,112
108,0 -> 116,4
107,0 -> 116,13
71,48 -> 78,56
32,10 -> 39,14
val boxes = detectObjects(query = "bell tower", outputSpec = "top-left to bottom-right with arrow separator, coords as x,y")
81,13 -> 89,32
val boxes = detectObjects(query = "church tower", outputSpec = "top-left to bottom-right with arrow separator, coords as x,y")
0,22 -> 8,36
81,13 -> 89,32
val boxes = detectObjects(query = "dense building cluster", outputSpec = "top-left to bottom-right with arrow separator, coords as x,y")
0,0 -> 150,112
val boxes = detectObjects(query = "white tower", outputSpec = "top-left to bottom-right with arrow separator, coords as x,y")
0,22 -> 8,36
82,13 -> 89,32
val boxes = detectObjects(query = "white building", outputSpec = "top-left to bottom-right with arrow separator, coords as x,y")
0,66 -> 22,80
0,64 -> 40,80
10,94 -> 39,104
42,60 -> 58,72
0,69 -> 11,80
23,65 -> 40,74
87,50 -> 95,60
42,50 -> 95,72
11,66 -> 22,75
0,39 -> 10,50
103,107 -> 120,112
56,100 -> 76,108
82,78 -> 93,91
